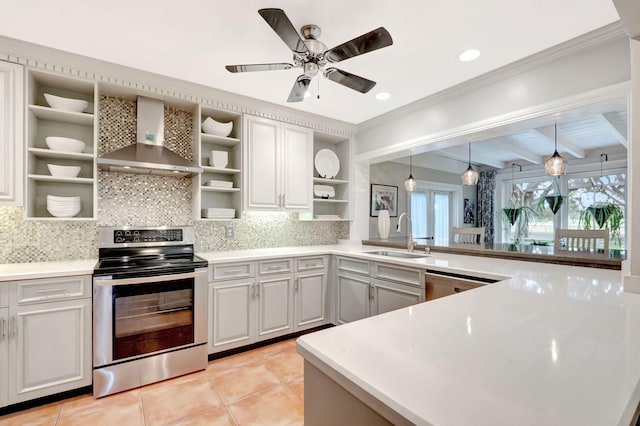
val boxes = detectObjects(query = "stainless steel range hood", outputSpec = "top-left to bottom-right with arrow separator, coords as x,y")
97,96 -> 202,177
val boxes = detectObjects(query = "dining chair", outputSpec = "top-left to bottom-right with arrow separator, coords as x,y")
451,227 -> 485,248
554,228 -> 609,252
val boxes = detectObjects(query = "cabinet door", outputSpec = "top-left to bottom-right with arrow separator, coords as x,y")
209,279 -> 254,353
281,123 -> 312,211
8,298 -> 91,404
336,273 -> 370,324
245,115 -> 280,210
0,60 -> 24,206
256,275 -> 293,341
0,307 -> 8,408
371,279 -> 422,316
295,272 -> 327,330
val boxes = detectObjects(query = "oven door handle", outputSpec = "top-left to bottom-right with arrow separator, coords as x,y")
94,270 -> 206,286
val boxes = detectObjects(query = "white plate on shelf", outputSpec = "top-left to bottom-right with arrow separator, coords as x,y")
314,215 -> 341,220
314,185 -> 335,198
314,149 -> 340,179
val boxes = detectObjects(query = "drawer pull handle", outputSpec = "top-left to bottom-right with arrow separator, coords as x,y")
0,318 -> 5,342
305,263 -> 320,268
35,288 -> 68,294
453,287 -> 462,293
268,265 -> 282,270
224,270 -> 242,275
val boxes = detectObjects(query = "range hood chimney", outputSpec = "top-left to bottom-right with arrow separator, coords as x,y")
97,96 -> 202,176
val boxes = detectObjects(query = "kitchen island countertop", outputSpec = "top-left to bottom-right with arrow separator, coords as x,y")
297,254 -> 640,425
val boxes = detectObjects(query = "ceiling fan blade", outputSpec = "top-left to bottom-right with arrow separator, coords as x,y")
287,75 -> 311,102
225,63 -> 294,73
258,8 -> 308,55
324,68 -> 376,93
324,27 -> 393,63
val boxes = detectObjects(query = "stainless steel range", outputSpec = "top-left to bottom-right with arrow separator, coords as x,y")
92,226 -> 208,398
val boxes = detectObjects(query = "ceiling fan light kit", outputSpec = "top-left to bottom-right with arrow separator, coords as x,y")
226,8 -> 393,102
544,124 -> 568,176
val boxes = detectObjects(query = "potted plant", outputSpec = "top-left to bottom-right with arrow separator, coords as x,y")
502,187 -> 538,244
542,177 -> 565,215
579,202 -> 624,243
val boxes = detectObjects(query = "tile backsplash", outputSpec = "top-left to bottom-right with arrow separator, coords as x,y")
0,207 -> 348,264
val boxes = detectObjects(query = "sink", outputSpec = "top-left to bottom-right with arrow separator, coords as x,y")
365,250 -> 428,259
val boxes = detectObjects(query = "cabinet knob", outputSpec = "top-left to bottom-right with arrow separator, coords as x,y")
453,287 -> 462,293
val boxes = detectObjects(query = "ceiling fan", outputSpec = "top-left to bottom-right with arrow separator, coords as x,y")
225,8 -> 393,102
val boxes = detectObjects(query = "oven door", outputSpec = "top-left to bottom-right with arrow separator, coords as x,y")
93,268 -> 207,368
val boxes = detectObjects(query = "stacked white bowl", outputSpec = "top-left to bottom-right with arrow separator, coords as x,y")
46,195 -> 81,218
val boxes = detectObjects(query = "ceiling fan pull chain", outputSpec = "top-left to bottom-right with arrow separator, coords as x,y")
317,75 -> 320,99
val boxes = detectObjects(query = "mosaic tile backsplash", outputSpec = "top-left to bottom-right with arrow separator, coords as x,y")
0,96 -> 348,264
0,207 -> 348,264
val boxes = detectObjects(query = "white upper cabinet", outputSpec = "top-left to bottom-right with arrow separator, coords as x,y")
0,60 -> 24,206
244,115 -> 312,212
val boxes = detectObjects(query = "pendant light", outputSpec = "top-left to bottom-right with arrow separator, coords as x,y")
404,155 -> 417,192
544,124 -> 567,176
461,143 -> 479,185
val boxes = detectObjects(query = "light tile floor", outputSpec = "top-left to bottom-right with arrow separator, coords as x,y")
0,339 -> 304,426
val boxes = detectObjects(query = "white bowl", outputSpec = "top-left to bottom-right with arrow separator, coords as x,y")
45,136 -> 86,153
47,195 -> 81,203
47,203 -> 81,218
202,117 -> 233,137
44,93 -> 89,113
47,164 -> 81,178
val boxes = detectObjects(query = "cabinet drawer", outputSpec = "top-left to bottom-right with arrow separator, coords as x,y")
372,263 -> 423,287
11,275 -> 91,305
336,256 -> 369,276
258,258 -> 292,275
211,262 -> 255,281
296,256 -> 327,272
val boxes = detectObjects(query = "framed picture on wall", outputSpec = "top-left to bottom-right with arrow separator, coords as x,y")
464,198 -> 476,224
370,184 -> 398,217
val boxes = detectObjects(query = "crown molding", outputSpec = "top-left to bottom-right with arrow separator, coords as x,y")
0,35 -> 355,138
357,21 -> 627,132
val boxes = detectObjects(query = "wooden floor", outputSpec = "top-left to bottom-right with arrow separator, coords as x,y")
0,339 -> 304,426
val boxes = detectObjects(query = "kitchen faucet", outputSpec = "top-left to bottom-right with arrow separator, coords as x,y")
396,212 -> 417,252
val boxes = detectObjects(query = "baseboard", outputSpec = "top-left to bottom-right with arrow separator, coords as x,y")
0,385 -> 92,417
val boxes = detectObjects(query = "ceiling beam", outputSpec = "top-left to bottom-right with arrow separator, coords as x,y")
484,137 -> 544,164
436,145 -> 506,169
531,127 -> 586,159
594,113 -> 628,148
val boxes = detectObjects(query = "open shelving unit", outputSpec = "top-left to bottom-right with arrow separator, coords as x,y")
25,70 -> 97,220
300,131 -> 351,221
197,106 -> 243,220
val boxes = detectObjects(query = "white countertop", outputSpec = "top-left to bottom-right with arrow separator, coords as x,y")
0,259 -> 97,282
297,255 -> 639,425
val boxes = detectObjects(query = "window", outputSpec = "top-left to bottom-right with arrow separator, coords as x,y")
567,171 -> 626,248
499,167 -> 626,249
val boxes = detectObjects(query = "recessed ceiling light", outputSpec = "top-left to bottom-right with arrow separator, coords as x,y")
459,49 -> 481,62
304,91 -> 311,98
376,92 -> 391,100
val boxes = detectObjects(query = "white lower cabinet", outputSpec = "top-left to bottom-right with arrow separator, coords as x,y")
209,255 -> 328,354
0,275 -> 92,408
209,277 -> 254,352
0,305 -> 8,408
335,256 -> 425,324
336,272 -> 371,324
256,274 -> 294,340
294,256 -> 328,331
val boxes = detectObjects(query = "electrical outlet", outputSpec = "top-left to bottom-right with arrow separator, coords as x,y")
225,224 -> 234,239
